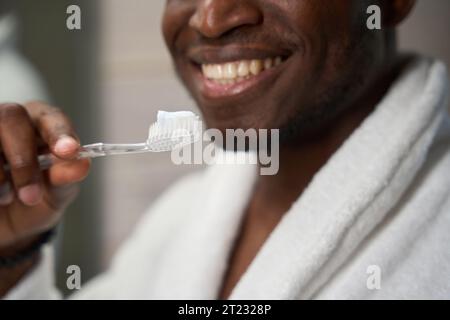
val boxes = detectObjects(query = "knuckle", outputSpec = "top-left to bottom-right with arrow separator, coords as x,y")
8,154 -> 34,170
25,101 -> 58,114
0,103 -> 27,120
25,100 -> 46,108
37,107 -> 73,134
39,106 -> 62,118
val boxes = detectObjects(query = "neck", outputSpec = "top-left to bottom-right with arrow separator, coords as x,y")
251,55 -> 409,219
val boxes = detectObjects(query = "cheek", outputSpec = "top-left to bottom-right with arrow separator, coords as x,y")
262,1 -> 360,127
285,0 -> 358,56
161,1 -> 195,51
288,0 -> 365,86
161,11 -> 177,50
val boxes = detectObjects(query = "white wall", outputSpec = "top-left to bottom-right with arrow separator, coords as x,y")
399,0 -> 450,68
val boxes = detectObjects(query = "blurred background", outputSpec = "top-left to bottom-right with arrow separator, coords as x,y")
0,0 -> 449,295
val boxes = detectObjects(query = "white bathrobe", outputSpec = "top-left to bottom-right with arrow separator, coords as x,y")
5,56 -> 450,300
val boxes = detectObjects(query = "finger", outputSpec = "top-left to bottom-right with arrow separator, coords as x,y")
47,158 -> 91,187
0,155 -> 14,206
0,103 -> 43,206
24,102 -> 80,160
47,184 -> 80,212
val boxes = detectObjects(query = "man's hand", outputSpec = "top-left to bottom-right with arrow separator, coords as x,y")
0,101 -> 90,295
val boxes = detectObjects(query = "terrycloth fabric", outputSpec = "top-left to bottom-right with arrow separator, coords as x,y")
5,56 -> 450,300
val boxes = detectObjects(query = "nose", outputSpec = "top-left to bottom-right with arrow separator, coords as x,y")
189,0 -> 263,38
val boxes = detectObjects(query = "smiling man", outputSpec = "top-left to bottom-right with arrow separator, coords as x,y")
1,0 -> 450,300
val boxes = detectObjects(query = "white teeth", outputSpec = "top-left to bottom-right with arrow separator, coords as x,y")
213,64 -> 223,79
223,62 -> 237,79
237,61 -> 249,77
249,59 -> 263,75
264,58 -> 273,70
201,56 -> 283,83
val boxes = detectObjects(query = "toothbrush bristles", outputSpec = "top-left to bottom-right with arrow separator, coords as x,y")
147,114 -> 201,152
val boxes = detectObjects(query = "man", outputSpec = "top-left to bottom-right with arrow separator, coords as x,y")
1,0 -> 449,299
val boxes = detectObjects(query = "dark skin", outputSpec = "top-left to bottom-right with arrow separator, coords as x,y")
0,0 -> 415,297
0,102 -> 90,296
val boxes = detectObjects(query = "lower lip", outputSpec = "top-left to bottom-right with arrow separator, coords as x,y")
192,62 -> 286,99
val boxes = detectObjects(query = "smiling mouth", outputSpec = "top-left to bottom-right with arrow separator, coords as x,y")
201,56 -> 284,85
190,55 -> 289,99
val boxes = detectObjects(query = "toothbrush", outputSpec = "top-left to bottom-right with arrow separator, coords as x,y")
33,110 -> 201,170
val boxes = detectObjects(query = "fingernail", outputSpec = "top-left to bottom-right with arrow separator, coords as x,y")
18,184 -> 43,206
0,183 -> 14,206
54,135 -> 79,155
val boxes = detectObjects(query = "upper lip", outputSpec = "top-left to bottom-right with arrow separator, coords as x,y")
187,45 -> 292,65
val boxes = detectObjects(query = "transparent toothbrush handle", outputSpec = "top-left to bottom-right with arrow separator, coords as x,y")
36,153 -> 90,171
1,153 -> 59,172
33,143 -> 146,170
2,152 -> 91,172
37,153 -> 55,170
4,141 -> 172,171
